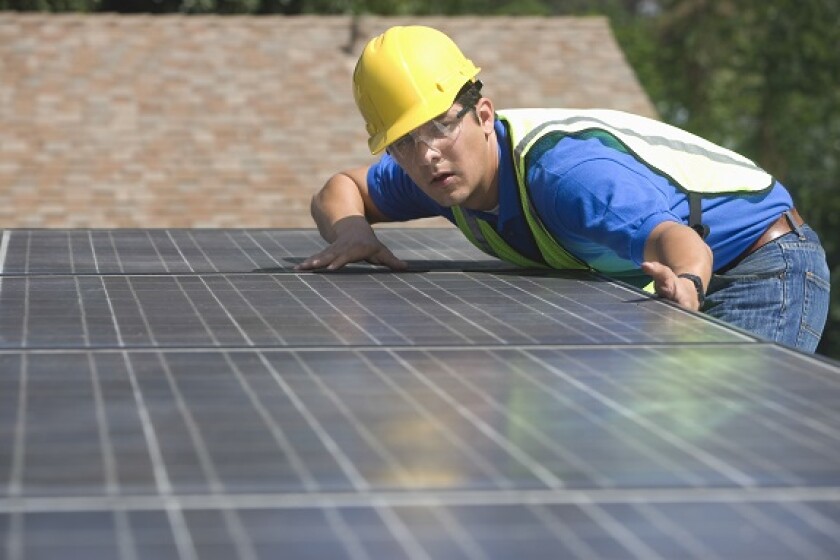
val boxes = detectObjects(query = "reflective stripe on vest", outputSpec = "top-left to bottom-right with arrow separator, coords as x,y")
499,108 -> 774,196
451,206 -> 547,269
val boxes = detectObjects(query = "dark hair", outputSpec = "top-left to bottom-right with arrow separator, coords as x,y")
454,79 -> 483,109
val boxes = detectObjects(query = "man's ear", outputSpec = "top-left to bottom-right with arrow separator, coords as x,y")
475,97 -> 495,133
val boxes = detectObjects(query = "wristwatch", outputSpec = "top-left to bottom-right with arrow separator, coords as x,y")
677,273 -> 705,308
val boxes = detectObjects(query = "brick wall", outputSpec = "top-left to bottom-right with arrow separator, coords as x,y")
0,14 -> 655,228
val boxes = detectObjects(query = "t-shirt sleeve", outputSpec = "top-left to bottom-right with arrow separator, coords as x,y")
366,155 -> 450,221
528,138 -> 681,265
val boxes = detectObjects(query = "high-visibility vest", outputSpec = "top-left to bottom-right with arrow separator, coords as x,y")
453,108 -> 775,270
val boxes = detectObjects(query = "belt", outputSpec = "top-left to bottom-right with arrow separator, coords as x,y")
721,208 -> 805,271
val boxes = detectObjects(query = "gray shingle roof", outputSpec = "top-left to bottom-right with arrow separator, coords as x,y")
0,14 -> 655,228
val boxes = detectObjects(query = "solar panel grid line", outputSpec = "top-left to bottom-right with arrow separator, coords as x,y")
517,274 -> 720,344
521,349 -> 757,488
107,231 -> 128,275
154,352 -> 230,496
179,231 -> 218,274
249,231 -> 297,273
166,505 -> 200,560
0,230 -> 10,274
478,348 -> 709,488
292,350 -> 439,491
196,275 -> 260,346
117,509 -> 145,560
320,506 -> 374,560
526,503 -> 604,560
240,231 -> 287,272
96,276 -> 126,347
387,229 -> 472,262
221,352 -> 321,493
67,232 -> 83,277
5,513 -> 20,560
381,275 -> 510,345
258,229 -> 331,271
74,276 -> 94,347
86,231 -> 100,275
625,502 -> 720,560
403,274 -> 543,345
118,351 -> 174,497
464,274 -> 610,345
353,351 -> 517,491
576,502 -> 667,560
773,502 -> 840,558
222,231 -> 267,272
291,275 -> 386,346
728,501 -> 829,559
6,355 -> 27,498
410,349 -> 612,488
686,346 -> 840,448
119,349 -> 201,560
218,508 -> 261,560
20,277 -> 29,349
629,346 -> 840,467
145,230 -> 177,274
572,348 -> 818,486
387,350 -> 566,490
6,485 -> 840,515
782,501 -> 840,547
170,277 -> 229,347
369,502 -> 431,560
88,353 -> 120,496
308,275 -> 418,345
121,276 -> 161,347
256,351 -> 371,492
422,506 -> 488,560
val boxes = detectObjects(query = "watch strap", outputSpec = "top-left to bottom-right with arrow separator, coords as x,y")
677,273 -> 705,307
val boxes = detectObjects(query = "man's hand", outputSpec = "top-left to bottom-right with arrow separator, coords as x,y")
296,215 -> 408,271
640,261 -> 703,311
642,221 -> 712,311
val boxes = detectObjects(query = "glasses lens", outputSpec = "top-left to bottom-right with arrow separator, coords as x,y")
388,107 -> 471,165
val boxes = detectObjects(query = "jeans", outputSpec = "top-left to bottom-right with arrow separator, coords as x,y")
705,223 -> 830,353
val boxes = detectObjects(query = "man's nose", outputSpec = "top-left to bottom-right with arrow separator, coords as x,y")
417,139 -> 442,165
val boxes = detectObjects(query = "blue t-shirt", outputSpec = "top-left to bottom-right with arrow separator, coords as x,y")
367,118 -> 793,274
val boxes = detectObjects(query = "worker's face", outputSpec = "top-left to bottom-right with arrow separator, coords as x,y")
387,97 -> 498,211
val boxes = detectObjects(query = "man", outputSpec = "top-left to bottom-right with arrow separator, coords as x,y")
298,25 -> 830,353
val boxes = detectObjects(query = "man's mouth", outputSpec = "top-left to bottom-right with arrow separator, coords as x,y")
431,172 -> 455,186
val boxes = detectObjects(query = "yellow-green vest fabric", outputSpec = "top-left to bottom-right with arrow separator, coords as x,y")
453,108 -> 775,270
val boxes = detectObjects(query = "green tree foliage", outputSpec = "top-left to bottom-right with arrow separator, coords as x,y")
620,0 -> 840,356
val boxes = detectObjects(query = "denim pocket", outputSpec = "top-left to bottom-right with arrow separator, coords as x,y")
797,267 -> 831,352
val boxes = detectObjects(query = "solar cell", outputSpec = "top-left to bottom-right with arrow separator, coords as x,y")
1,228 -> 839,559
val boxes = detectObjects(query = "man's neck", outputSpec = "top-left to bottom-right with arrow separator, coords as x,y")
463,129 -> 501,212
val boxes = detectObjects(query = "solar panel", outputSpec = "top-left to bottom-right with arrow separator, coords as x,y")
0,229 -> 512,275
2,228 -> 839,559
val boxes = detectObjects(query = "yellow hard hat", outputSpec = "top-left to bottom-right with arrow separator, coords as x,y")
353,26 -> 481,155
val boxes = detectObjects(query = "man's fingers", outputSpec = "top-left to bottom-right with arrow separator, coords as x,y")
642,260 -> 701,310
370,247 -> 408,270
641,261 -> 677,299
295,250 -> 334,270
296,241 -> 406,272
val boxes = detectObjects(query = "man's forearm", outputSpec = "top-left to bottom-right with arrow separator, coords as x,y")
645,222 -> 713,287
310,173 -> 368,242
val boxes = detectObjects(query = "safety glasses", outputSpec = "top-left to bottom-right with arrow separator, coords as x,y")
387,103 -> 474,165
